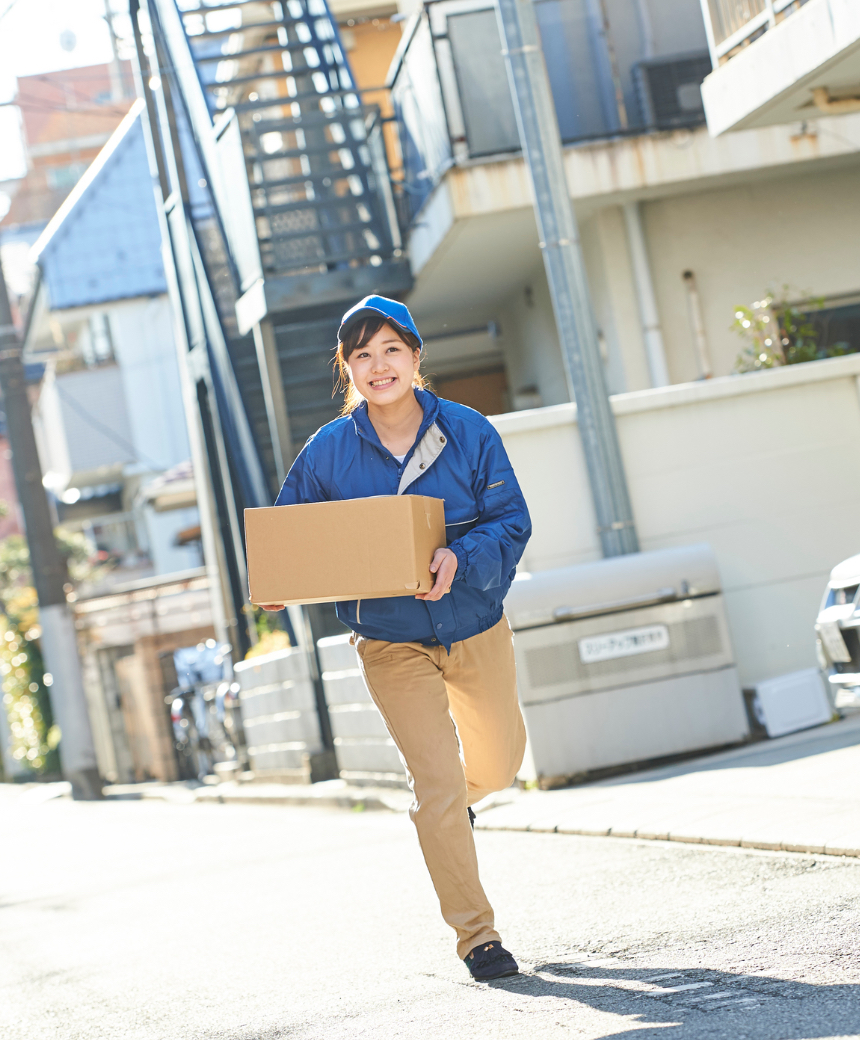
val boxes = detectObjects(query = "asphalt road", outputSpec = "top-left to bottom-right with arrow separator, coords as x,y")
1,796 -> 859,1040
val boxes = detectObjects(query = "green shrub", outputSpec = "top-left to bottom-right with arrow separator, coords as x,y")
732,289 -> 851,373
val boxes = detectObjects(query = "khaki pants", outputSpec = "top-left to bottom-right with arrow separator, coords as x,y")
355,617 -> 526,958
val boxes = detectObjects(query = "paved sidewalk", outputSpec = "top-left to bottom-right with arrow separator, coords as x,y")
473,712 -> 860,857
7,712 -> 858,858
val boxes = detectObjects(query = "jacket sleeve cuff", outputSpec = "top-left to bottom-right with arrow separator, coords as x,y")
450,541 -> 468,581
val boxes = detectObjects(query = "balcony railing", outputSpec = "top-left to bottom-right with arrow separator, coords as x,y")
701,0 -> 809,63
388,0 -> 712,224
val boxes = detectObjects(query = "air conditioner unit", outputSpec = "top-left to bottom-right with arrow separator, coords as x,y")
634,51 -> 712,129
505,544 -> 749,785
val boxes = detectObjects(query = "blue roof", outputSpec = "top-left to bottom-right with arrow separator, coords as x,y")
32,101 -> 167,310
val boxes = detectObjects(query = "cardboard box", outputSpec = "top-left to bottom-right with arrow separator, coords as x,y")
245,495 -> 446,606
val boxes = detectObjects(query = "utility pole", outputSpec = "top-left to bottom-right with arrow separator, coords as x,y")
496,0 -> 639,558
0,262 -> 101,799
103,0 -> 126,102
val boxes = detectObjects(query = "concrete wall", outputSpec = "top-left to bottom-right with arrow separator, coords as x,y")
411,158 -> 860,410
233,646 -> 324,781
580,209 -> 643,396
701,0 -> 860,135
497,263 -> 571,408
646,0 -> 708,54
492,353 -> 860,687
641,165 -> 860,385
405,110 -> 860,405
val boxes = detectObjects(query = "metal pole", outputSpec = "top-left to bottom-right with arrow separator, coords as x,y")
103,0 -> 126,102
495,0 -> 639,556
0,263 -> 102,798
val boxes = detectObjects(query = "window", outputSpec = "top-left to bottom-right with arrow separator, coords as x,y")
80,313 -> 116,367
808,299 -> 860,357
45,162 -> 89,191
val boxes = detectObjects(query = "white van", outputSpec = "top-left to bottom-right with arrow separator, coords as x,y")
815,553 -> 860,708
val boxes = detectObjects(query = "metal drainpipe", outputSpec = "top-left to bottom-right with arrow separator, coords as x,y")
496,0 -> 639,558
594,0 -> 629,130
623,200 -> 670,388
682,270 -> 713,379
633,0 -> 655,59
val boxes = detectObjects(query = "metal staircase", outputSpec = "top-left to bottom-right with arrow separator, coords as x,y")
183,0 -> 402,284
146,0 -> 409,485
133,0 -> 411,656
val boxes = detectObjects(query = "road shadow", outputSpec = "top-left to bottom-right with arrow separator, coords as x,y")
486,960 -> 860,1038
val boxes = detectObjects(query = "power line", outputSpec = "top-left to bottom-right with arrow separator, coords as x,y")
0,0 -> 23,25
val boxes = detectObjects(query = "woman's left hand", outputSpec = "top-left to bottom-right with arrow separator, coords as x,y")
415,547 -> 458,601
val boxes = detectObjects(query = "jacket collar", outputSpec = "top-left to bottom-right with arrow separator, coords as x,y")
350,389 -> 441,455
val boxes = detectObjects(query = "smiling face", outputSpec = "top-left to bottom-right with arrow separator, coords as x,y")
345,322 -> 421,409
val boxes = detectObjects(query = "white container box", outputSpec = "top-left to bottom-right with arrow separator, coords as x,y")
506,544 -> 749,783
754,668 -> 833,738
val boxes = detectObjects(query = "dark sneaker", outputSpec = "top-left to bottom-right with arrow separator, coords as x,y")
464,941 -> 519,980
468,806 -> 476,830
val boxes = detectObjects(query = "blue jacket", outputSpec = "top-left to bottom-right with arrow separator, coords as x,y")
275,389 -> 531,650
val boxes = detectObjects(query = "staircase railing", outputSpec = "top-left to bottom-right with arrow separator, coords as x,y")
172,0 -> 402,292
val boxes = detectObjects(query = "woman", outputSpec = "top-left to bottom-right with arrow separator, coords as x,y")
263,294 -> 531,980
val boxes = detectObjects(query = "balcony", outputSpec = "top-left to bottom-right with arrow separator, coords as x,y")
389,0 -> 712,224
700,0 -> 860,134
702,0 -> 805,64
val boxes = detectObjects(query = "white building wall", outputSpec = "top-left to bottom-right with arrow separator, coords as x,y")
497,265 -> 570,408
33,363 -> 134,491
33,370 -> 74,491
640,165 -> 860,384
108,296 -> 191,471
405,113 -> 860,403
579,209 -> 639,396
144,505 -> 203,576
493,353 -> 860,688
57,365 -> 135,475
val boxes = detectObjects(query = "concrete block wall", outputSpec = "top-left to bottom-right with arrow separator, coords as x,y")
317,634 -> 406,785
234,646 -> 322,780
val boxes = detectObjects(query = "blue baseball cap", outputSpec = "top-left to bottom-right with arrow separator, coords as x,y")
337,295 -> 422,347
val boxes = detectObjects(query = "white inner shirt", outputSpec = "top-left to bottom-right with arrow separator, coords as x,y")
393,453 -> 406,465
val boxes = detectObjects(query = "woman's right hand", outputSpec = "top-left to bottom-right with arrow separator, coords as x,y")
257,604 -> 285,611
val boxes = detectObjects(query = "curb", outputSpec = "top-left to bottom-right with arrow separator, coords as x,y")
193,789 -> 403,812
14,782 -> 860,857
474,821 -> 860,858
102,781 -> 411,813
